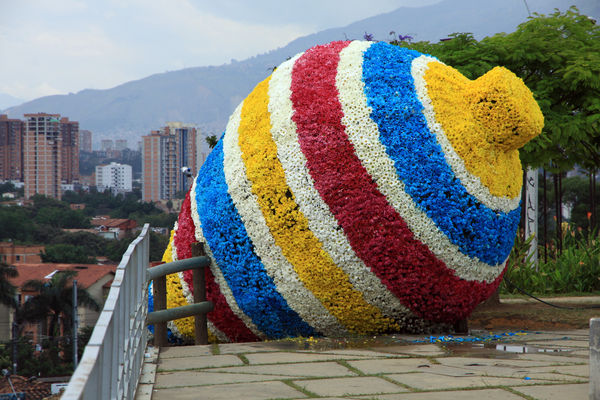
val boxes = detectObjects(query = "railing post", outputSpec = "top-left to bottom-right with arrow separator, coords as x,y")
153,271 -> 168,347
591,318 -> 600,399
192,242 -> 208,345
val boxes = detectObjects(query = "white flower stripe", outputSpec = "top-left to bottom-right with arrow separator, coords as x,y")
189,176 -> 266,340
223,96 -> 345,336
411,55 -> 521,213
270,46 -> 413,320
339,42 -> 505,283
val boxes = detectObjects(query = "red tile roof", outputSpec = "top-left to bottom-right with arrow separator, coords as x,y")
90,217 -> 136,229
10,263 -> 117,289
0,375 -> 51,399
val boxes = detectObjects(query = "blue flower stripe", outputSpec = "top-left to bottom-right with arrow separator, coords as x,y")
194,140 -> 317,338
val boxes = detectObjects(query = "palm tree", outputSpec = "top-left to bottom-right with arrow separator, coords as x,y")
19,270 -> 100,340
0,261 -> 18,308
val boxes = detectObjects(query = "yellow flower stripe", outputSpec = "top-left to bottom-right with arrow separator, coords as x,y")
424,63 -> 543,198
163,230 -> 217,342
237,76 -> 397,334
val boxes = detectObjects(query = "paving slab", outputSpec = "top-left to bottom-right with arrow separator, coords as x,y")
217,342 -> 283,354
531,363 -> 590,377
158,354 -> 243,371
155,370 -> 302,388
134,383 -> 153,400
386,371 -> 538,390
515,353 -> 588,363
571,349 -> 591,357
511,382 -> 590,399
293,376 -> 408,397
210,361 -> 357,377
138,362 -> 157,384
526,339 -> 590,348
523,372 -> 587,382
437,356 -> 565,369
353,388 -> 524,400
347,357 -> 433,374
370,344 -> 446,356
299,348 -> 398,358
244,351 -> 372,365
151,380 -> 306,400
290,398 -> 359,400
159,344 -> 213,358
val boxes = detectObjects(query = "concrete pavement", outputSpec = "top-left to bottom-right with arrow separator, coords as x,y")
136,328 -> 593,399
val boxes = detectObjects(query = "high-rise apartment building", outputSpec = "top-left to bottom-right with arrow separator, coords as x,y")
22,113 -> 80,199
80,129 -> 92,152
142,122 -> 198,201
60,117 -> 79,184
0,114 -> 24,181
96,162 -> 132,193
101,139 -> 113,152
115,139 -> 127,151
23,113 -> 62,199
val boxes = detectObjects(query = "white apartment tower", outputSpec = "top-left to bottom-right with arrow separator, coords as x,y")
95,162 -> 132,193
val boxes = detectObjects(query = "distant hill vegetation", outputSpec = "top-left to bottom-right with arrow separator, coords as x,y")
4,0 -> 599,144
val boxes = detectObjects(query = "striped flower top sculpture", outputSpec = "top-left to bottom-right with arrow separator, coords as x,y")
161,40 -> 544,342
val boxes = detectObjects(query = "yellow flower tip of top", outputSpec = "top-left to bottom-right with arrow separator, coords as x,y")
425,62 -> 544,198
238,76 -> 398,334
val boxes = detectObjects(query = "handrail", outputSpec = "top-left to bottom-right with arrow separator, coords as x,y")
147,242 -> 212,346
62,224 -> 150,400
147,256 -> 209,281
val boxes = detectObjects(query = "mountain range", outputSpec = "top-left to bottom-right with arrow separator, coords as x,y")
3,0 -> 599,146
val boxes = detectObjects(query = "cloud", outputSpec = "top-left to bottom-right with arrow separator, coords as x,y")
0,0 -> 440,100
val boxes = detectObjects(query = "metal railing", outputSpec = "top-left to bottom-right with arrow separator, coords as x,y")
62,224 -> 150,399
61,227 -> 214,399
147,242 -> 213,347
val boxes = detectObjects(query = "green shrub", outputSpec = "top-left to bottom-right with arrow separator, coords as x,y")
502,226 -> 600,295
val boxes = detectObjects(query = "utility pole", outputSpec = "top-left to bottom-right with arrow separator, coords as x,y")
73,279 -> 78,370
11,321 -> 17,375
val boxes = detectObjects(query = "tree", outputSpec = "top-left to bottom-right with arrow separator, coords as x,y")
41,244 -> 97,264
0,262 -> 18,309
18,270 -> 100,341
398,7 -> 600,246
206,135 -> 218,149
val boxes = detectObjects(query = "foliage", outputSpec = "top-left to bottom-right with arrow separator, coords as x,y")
502,226 -> 600,295
206,135 -> 218,149
41,243 -> 97,264
0,326 -> 94,377
149,231 -> 169,262
536,173 -> 598,242
0,181 -> 16,194
0,262 -> 18,308
18,270 -> 100,340
134,211 -> 178,228
0,206 -> 36,242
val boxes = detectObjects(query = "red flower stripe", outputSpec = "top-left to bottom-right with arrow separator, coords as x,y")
175,191 -> 259,342
290,41 -> 501,322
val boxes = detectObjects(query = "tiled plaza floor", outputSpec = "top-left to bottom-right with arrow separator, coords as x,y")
136,328 -> 593,399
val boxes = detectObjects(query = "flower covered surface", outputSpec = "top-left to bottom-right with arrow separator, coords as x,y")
160,40 -> 543,342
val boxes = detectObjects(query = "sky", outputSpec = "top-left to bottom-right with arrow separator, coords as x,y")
0,0 -> 441,103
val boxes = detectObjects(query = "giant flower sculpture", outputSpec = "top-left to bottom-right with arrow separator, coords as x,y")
160,40 -> 544,342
